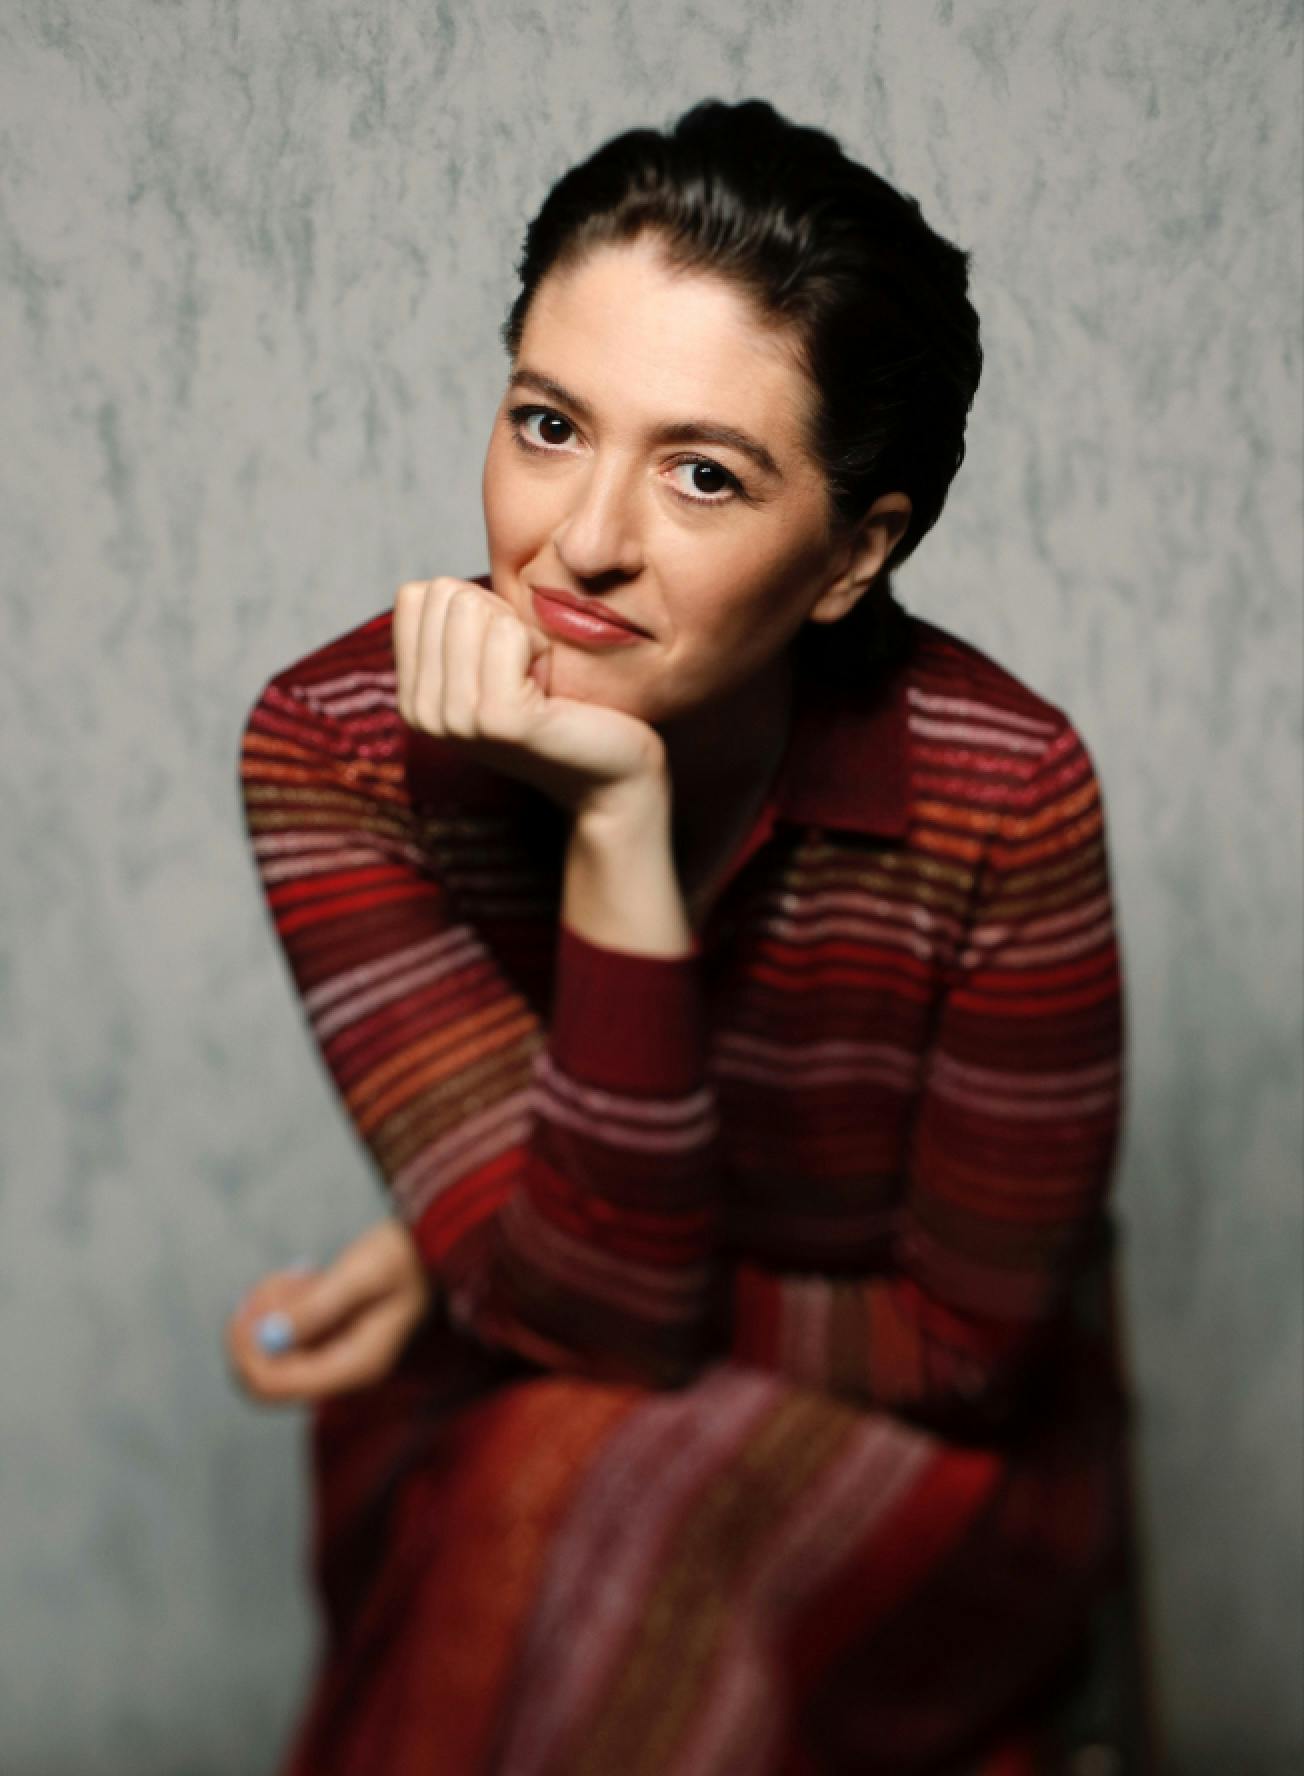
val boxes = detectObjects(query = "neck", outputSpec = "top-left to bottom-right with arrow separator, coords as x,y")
657,648 -> 795,867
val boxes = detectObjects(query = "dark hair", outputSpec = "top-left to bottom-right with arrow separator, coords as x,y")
501,98 -> 983,675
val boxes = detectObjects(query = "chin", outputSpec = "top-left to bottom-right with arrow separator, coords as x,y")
548,651 -> 654,714
548,657 -> 625,701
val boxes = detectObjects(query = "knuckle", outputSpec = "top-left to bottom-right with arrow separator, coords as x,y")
446,583 -> 479,618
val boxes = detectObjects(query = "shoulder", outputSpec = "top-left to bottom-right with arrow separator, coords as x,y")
239,602 -> 523,811
242,607 -> 400,760
903,611 -> 1102,783
906,612 -> 1065,732
891,611 -> 1113,869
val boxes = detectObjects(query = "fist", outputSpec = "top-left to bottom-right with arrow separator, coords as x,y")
225,1219 -> 434,1405
392,577 -> 667,816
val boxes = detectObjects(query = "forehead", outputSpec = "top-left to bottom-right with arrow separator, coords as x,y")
519,237 -> 818,443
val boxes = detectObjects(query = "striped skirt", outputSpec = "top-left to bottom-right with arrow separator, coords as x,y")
276,1310 -> 1129,1775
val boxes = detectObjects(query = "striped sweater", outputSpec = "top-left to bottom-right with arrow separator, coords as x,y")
238,583 -> 1126,1443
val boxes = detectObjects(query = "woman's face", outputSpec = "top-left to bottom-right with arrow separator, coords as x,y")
481,234 -> 897,724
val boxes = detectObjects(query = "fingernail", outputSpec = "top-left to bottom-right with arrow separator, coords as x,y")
255,1311 -> 296,1355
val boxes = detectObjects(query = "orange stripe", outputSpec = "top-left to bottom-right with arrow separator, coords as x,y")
345,1005 -> 537,1132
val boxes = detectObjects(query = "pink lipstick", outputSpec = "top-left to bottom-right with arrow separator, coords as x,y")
530,587 -> 649,648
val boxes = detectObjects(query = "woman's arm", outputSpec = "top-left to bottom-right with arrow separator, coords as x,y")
238,663 -> 725,1390
563,780 -> 695,955
728,716 -> 1125,1438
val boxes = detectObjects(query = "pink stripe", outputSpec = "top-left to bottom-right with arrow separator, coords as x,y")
674,1419 -> 937,1773
530,1087 -> 720,1155
960,913 -> 1115,970
756,906 -> 952,961
789,887 -> 969,943
494,1366 -> 787,1774
907,687 -> 1058,735
307,667 -> 396,700
310,941 -> 496,1041
303,923 -> 486,1022
251,831 -> 368,856
932,1054 -> 1122,1094
255,847 -> 408,884
909,715 -> 1049,754
316,688 -> 396,718
303,928 -> 478,1016
968,890 -> 1112,948
535,1051 -> 717,1126
392,1093 -> 533,1219
927,1081 -> 1120,1121
500,1192 -> 710,1321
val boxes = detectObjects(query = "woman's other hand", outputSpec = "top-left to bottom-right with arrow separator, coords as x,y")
392,577 -> 667,817
225,1219 -> 434,1406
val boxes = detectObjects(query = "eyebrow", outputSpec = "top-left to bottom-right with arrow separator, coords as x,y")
508,367 -> 785,481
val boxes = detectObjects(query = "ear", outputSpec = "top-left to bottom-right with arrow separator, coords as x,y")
807,492 -> 913,626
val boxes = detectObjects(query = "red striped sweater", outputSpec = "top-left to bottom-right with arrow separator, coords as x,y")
238,584 -> 1126,1444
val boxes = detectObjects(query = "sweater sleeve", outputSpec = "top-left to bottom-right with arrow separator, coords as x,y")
727,716 -> 1126,1437
238,671 -> 725,1389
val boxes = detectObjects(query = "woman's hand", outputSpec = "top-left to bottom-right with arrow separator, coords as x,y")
224,1219 -> 434,1406
392,577 -> 668,818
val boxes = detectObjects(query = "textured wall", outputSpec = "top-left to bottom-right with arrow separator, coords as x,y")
1,2 -> 1300,1771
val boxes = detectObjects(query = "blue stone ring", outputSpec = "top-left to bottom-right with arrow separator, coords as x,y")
255,1311 -> 296,1355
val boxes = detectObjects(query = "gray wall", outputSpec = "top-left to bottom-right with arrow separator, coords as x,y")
2,3 -> 1300,1772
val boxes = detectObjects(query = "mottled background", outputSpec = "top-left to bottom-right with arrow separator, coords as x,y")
1,2 -> 1300,1772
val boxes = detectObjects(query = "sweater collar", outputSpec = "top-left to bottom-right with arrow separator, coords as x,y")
770,588 -> 915,840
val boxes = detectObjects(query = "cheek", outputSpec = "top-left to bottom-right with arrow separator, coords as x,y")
676,541 -> 792,641
656,521 -> 771,605
482,435 -> 540,558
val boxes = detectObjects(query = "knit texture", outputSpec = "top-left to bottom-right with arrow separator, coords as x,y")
239,586 -> 1132,1773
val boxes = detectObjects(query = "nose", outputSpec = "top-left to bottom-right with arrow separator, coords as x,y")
552,458 -> 644,582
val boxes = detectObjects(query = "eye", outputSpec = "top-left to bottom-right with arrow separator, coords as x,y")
665,456 -> 743,507
508,404 -> 579,451
506,403 -> 747,509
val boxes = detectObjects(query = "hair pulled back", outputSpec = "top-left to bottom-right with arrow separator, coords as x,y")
502,99 -> 983,674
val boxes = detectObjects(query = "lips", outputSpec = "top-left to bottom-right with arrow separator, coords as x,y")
529,585 -> 649,637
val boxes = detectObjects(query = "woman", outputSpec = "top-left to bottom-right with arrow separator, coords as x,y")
229,99 -> 1131,1774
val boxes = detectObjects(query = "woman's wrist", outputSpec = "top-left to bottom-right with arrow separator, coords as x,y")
572,763 -> 671,837
564,773 -> 696,958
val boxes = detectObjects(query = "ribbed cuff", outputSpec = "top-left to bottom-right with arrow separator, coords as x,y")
550,917 -> 708,1094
